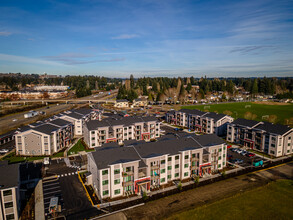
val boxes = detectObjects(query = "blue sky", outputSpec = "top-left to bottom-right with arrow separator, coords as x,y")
0,0 -> 293,77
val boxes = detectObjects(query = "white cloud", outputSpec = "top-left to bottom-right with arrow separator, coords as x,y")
0,53 -> 66,66
111,34 -> 139,39
0,31 -> 12,36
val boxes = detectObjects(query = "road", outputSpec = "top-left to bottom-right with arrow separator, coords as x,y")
0,90 -> 117,135
100,161 -> 293,220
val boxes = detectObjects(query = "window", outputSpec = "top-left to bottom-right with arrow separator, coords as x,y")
270,150 -> 275,154
223,162 -> 225,165
218,156 -> 221,160
114,179 -> 120,185
192,153 -> 195,158
224,146 -> 226,150
6,214 -> 15,220
161,178 -> 165,183
4,202 -> 13,208
161,160 -> 166,164
288,143 -> 291,146
102,180 -> 108,185
175,164 -> 179,169
167,175 -> 171,179
184,155 -> 189,159
3,189 -> 12,196
289,137 -> 291,140
114,169 -> 120,174
272,137 -> 276,141
168,166 -> 172,170
114,189 -> 121,195
91,137 -> 95,140
161,169 -> 166,174
168,157 -> 172,161
125,176 -> 132,182
102,170 -> 108,175
175,155 -> 179,160
218,164 -> 221,168
103,190 -> 109,196
184,164 -> 188,168
219,148 -> 222,152
192,161 -> 196,166
271,144 -> 275,148
175,173 -> 179,177
184,172 -> 189,177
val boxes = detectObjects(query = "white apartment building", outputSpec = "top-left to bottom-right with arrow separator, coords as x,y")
0,161 -> 19,220
84,116 -> 160,148
227,118 -> 293,157
59,108 -> 101,136
15,119 -> 74,156
87,133 -> 227,200
114,99 -> 129,108
166,109 -> 233,136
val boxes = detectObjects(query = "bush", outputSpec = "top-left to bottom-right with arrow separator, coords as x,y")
142,191 -> 148,201
177,181 -> 182,191
194,176 -> 200,186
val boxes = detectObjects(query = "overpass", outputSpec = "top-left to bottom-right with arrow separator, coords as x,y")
1,99 -> 116,105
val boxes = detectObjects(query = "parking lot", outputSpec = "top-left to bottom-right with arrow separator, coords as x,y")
43,158 -> 102,219
227,147 -> 267,168
161,125 -> 189,136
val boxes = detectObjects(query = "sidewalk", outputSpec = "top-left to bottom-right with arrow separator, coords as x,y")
64,138 -> 80,157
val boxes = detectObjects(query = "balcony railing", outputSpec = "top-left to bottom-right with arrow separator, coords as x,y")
191,157 -> 199,161
122,170 -> 134,176
122,181 -> 134,187
151,165 -> 159,170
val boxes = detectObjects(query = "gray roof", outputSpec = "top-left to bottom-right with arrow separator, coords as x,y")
91,147 -> 141,169
85,116 -> 158,130
32,123 -> 60,135
232,118 -> 261,128
73,108 -> 93,116
255,122 -> 292,135
202,112 -> 228,121
48,118 -> 72,127
29,121 -> 44,128
133,136 -> 202,158
0,161 -> 19,189
179,109 -> 207,116
188,134 -> 226,147
64,112 -> 84,120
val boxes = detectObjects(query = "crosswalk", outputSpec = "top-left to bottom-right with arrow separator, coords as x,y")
57,171 -> 78,178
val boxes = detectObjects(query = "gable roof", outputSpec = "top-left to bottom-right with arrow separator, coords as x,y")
202,112 -> 229,121
73,108 -> 93,116
32,123 -> 60,135
232,118 -> 262,128
48,118 -> 72,127
64,112 -> 84,120
255,122 -> 292,135
91,147 -> 141,169
0,161 -> 19,189
179,109 -> 207,116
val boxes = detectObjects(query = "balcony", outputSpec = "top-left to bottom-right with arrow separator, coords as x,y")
212,152 -> 219,157
122,170 -> 134,176
138,171 -> 147,178
151,165 -> 159,170
122,181 -> 134,187
151,174 -> 160,179
191,157 -> 199,161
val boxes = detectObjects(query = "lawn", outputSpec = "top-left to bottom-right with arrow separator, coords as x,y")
167,179 -> 293,220
67,139 -> 94,156
182,102 -> 293,126
1,152 -> 45,163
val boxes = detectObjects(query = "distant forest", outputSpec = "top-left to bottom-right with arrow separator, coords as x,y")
0,73 -> 292,99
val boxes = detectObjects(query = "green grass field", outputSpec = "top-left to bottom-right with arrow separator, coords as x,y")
67,139 -> 94,156
182,102 -> 293,126
167,179 -> 293,220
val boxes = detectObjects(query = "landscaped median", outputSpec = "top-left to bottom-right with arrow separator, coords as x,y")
67,139 -> 94,156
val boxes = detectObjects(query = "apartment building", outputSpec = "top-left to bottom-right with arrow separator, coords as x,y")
15,118 -> 74,156
59,108 -> 101,136
166,109 -> 233,136
227,118 -> 293,157
84,116 -> 160,148
87,133 -> 227,200
0,161 -> 19,220
114,99 -> 129,108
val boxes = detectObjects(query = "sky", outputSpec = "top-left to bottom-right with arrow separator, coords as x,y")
0,0 -> 293,77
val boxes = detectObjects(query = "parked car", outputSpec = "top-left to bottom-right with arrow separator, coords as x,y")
227,145 -> 232,149
240,150 -> 248,156
230,148 -> 237,152
0,149 -> 9,154
12,119 -> 18,122
235,149 -> 243,154
174,128 -> 183,131
246,153 -> 255,157
234,158 -> 244,164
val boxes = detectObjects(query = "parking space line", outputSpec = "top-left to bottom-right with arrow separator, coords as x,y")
43,182 -> 59,187
43,190 -> 61,196
43,186 -> 60,191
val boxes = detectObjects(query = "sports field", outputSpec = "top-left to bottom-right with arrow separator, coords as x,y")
182,102 -> 293,126
167,179 -> 293,220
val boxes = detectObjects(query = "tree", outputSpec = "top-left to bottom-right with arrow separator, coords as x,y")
186,83 -> 192,93
251,79 -> 258,95
130,74 -> 135,88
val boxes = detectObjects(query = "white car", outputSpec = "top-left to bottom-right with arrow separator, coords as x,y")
0,149 -> 9,153
43,157 -> 50,165
12,119 -> 18,122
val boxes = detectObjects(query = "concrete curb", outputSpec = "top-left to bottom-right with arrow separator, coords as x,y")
35,180 -> 45,220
